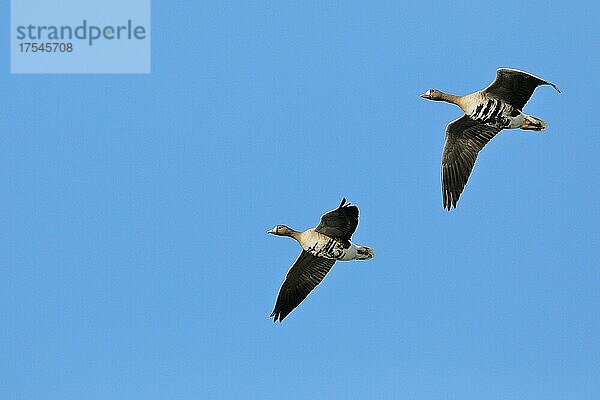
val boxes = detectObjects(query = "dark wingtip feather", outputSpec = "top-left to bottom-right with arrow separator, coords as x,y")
442,190 -> 458,211
444,199 -> 452,211
339,197 -> 347,208
270,308 -> 289,322
270,310 -> 281,323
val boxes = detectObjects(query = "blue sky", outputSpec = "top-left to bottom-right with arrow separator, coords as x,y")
2,2 -> 599,399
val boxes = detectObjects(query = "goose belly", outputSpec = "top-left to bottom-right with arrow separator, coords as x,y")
469,98 -> 522,129
303,237 -> 352,260
298,230 -> 362,260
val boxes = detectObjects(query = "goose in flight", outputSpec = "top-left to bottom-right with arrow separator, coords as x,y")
267,198 -> 374,322
420,68 -> 560,210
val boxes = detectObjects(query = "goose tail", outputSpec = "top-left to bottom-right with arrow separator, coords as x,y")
356,246 -> 375,260
521,115 -> 548,131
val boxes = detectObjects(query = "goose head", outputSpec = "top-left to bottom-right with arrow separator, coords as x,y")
420,89 -> 444,100
267,225 -> 296,237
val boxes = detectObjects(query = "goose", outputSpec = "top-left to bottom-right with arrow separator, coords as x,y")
420,68 -> 560,210
267,198 -> 374,322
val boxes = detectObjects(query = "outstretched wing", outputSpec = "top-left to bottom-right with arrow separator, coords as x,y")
315,198 -> 359,242
442,115 -> 502,210
483,68 -> 560,110
270,251 -> 336,322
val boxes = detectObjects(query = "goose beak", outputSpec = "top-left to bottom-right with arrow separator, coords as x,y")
267,228 -> 276,234
419,92 -> 428,98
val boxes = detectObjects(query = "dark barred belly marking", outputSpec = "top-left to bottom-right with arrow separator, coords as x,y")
471,98 -> 515,129
307,238 -> 345,259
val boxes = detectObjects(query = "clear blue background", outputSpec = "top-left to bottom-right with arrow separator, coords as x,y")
2,2 -> 599,399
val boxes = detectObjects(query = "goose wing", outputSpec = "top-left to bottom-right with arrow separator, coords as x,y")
315,198 -> 359,243
270,251 -> 336,322
442,115 -> 502,210
483,68 -> 560,110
